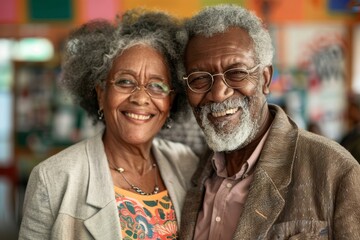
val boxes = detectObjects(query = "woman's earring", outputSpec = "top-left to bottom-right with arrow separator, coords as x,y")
98,109 -> 104,120
165,117 -> 173,129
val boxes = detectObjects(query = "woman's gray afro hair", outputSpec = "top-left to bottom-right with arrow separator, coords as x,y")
177,4 -> 274,71
60,19 -> 115,122
60,8 -> 189,123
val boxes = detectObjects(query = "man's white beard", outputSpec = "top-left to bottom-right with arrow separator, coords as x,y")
198,97 -> 259,152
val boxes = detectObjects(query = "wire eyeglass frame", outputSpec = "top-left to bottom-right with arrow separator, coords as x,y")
183,64 -> 261,93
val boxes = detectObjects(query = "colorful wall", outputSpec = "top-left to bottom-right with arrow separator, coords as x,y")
0,0 -> 359,24
0,1 -> 359,239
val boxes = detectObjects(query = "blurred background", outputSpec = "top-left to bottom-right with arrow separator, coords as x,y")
0,0 -> 360,239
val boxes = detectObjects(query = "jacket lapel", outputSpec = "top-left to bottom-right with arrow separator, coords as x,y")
233,168 -> 285,239
152,142 -> 200,227
233,105 -> 298,238
182,105 -> 299,239
84,202 -> 122,240
180,149 -> 214,239
153,146 -> 185,225
83,131 -> 122,239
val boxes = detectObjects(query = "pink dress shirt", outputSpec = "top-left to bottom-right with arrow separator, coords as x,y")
194,129 -> 270,240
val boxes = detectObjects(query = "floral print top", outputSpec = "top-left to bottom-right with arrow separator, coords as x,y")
114,186 -> 178,240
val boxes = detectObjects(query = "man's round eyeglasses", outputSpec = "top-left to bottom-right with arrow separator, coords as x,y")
109,78 -> 173,99
183,64 -> 261,93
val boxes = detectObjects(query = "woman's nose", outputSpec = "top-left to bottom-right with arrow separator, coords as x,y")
129,86 -> 151,105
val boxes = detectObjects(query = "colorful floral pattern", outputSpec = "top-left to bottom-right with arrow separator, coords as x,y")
115,187 -> 178,239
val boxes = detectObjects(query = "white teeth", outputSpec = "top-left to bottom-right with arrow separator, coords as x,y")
125,112 -> 151,120
211,108 -> 238,117
212,111 -> 225,117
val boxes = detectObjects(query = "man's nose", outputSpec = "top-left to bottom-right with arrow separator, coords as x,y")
208,74 -> 234,102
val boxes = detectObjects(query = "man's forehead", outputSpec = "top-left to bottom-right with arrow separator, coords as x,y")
184,27 -> 255,69
186,27 -> 253,53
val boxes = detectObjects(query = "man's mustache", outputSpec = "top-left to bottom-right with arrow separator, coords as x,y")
194,96 -> 249,116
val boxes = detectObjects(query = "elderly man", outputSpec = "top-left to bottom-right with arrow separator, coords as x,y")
178,4 -> 360,239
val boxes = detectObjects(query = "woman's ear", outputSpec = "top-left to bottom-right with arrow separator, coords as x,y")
262,65 -> 273,95
95,84 -> 104,109
170,92 -> 176,106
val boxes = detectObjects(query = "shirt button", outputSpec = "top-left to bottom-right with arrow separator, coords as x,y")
215,216 -> 221,222
226,183 -> 232,188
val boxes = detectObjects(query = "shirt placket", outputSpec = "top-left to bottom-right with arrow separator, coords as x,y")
209,177 -> 235,239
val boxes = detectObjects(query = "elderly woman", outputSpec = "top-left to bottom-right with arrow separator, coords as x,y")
19,9 -> 199,240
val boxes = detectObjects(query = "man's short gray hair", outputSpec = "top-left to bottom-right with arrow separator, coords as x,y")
177,4 -> 274,71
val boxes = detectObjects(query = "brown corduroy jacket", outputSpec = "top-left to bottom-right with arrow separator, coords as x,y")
180,104 -> 360,240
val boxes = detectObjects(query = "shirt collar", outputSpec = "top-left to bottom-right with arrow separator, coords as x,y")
212,126 -> 271,180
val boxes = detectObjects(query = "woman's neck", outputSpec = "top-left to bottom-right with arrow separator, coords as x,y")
103,132 -> 154,176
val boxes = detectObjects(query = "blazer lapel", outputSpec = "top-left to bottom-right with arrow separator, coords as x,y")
233,105 -> 299,239
84,193 -> 122,240
152,142 -> 201,227
233,168 -> 285,239
83,131 -> 122,239
180,150 -> 214,239
84,202 -> 122,240
153,146 -> 185,224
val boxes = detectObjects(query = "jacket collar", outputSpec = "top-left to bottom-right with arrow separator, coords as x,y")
257,104 -> 298,191
152,142 -> 184,226
83,130 -> 194,237
234,104 -> 299,238
181,104 -> 299,239
194,105 -> 297,188
83,129 -> 122,239
86,129 -> 115,208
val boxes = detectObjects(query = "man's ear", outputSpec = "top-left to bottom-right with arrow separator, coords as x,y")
262,65 -> 273,95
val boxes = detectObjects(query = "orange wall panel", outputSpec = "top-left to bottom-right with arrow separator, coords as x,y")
303,0 -> 329,20
248,0 -> 304,23
303,0 -> 358,21
121,0 -> 201,17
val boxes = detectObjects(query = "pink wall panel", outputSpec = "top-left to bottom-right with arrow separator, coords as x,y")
80,0 -> 119,22
0,0 -> 17,23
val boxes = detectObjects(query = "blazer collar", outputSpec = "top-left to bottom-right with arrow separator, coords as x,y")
193,105 -> 298,188
84,201 -> 122,240
233,104 -> 299,238
257,104 -> 298,191
86,129 -> 115,208
181,105 -> 299,239
84,129 -> 122,239
152,140 -> 187,227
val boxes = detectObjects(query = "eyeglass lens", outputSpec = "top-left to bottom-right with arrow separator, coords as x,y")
186,65 -> 259,93
111,79 -> 171,98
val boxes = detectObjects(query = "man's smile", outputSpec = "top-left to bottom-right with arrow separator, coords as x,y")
211,107 -> 238,117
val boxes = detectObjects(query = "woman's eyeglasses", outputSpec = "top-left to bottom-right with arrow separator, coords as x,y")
109,78 -> 173,99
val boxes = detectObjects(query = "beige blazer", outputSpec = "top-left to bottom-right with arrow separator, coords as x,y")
180,105 -> 360,239
19,129 -> 199,240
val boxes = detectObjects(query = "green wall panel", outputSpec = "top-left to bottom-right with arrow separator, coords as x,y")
28,0 -> 73,21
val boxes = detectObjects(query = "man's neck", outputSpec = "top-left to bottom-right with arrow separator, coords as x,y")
225,109 -> 273,176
